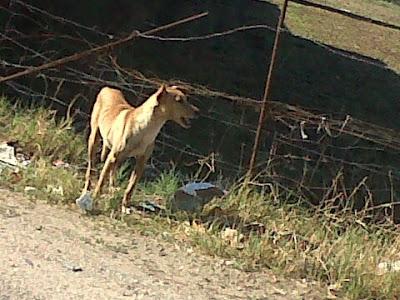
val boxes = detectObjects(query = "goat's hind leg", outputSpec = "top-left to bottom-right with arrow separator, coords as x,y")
93,150 -> 117,198
82,127 -> 100,196
108,156 -> 123,192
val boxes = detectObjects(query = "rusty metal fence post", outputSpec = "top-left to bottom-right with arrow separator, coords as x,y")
248,0 -> 289,176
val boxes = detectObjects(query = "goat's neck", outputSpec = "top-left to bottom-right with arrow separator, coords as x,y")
132,95 -> 166,133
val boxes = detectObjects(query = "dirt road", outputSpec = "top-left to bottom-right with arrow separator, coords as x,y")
0,189 -> 324,299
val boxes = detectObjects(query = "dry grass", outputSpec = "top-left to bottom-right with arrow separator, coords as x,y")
267,0 -> 400,72
2,99 -> 400,299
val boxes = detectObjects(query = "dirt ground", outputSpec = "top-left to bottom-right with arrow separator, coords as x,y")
0,188 -> 326,300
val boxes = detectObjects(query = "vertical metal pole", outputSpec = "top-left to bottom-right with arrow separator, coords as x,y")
248,0 -> 289,176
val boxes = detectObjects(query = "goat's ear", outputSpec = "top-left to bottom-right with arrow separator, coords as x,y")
170,85 -> 189,94
154,84 -> 167,106
156,84 -> 167,97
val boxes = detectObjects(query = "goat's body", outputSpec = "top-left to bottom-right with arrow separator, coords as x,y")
93,87 -> 164,159
80,85 -> 197,213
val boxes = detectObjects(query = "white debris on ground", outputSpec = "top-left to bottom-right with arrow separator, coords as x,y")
170,182 -> 226,213
52,159 -> 70,168
75,192 -> 93,212
0,143 -> 20,172
24,186 -> 37,193
46,185 -> 64,196
181,182 -> 217,196
73,182 -> 226,216
0,142 -> 31,173
377,260 -> 400,275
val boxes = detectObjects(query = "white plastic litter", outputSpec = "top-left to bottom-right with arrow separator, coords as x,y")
181,182 -> 216,196
24,186 -> 37,192
0,143 -> 20,171
0,142 -> 30,173
75,192 -> 93,212
377,260 -> 400,274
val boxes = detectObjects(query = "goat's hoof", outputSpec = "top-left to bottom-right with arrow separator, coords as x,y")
121,205 -> 133,215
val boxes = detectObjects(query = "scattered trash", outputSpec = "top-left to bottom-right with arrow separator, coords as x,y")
52,159 -> 70,168
24,186 -> 37,193
46,185 -> 64,196
24,258 -> 34,267
181,182 -> 217,196
75,192 -> 93,212
0,143 -> 19,166
0,141 -> 30,173
377,260 -> 400,275
135,200 -> 165,214
170,182 -> 226,213
0,142 -> 20,173
16,153 -> 31,166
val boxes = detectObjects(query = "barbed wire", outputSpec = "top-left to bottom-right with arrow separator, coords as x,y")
136,24 -> 277,40
3,26 -> 400,156
2,0 -> 400,211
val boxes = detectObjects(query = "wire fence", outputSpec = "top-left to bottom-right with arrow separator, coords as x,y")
1,0 -> 400,221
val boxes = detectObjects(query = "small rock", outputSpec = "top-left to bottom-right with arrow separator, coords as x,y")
159,248 -> 167,256
122,290 -> 134,297
71,266 -> 83,272
24,258 -> 34,267
65,264 -> 83,272
170,182 -> 226,213
35,225 -> 43,231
